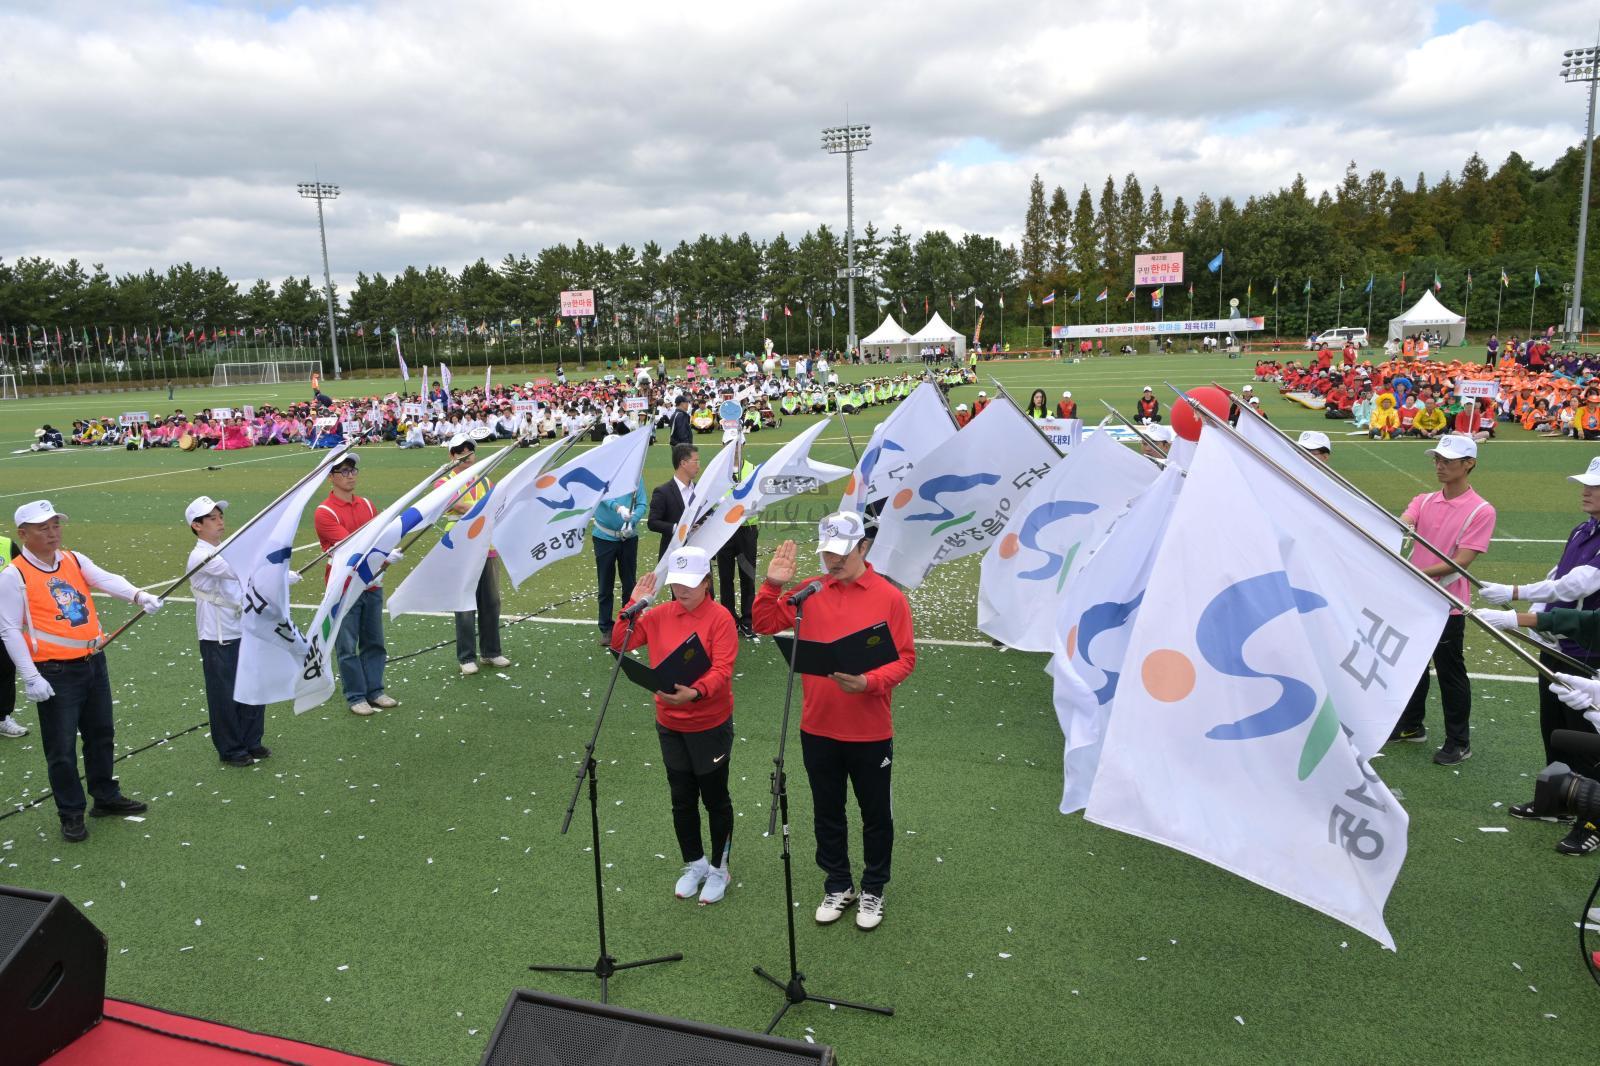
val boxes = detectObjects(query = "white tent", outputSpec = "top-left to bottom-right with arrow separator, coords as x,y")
860,315 -> 910,346
902,313 -> 968,362
1387,291 -> 1467,346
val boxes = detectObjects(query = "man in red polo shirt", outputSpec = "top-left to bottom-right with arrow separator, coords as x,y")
312,453 -> 398,717
754,511 -> 915,931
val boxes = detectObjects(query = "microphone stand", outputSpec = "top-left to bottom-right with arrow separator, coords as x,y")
753,590 -> 893,1033
529,608 -> 681,1001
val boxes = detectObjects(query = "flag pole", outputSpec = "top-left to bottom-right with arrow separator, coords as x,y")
99,445 -> 357,650
393,441 -> 528,556
1098,399 -> 1167,461
1175,388 -> 1570,686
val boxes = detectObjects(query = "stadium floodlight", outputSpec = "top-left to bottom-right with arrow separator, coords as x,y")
1560,39 -> 1599,342
297,181 -> 343,379
820,124 -> 871,358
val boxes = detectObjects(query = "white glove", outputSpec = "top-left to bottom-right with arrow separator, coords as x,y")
386,550 -> 404,565
615,504 -> 630,519
286,571 -> 303,586
1552,673 -> 1600,712
1478,582 -> 1515,606
24,676 -> 54,702
1473,608 -> 1518,631
136,592 -> 163,614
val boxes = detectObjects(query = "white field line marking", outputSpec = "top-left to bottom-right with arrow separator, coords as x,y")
0,448 -> 310,499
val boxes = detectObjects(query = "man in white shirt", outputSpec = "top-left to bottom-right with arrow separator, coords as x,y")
0,500 -> 158,841
185,497 -> 272,767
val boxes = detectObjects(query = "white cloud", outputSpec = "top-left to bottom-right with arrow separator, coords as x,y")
0,0 -> 1590,293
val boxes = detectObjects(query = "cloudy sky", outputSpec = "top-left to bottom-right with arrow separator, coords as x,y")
2,0 -> 1596,292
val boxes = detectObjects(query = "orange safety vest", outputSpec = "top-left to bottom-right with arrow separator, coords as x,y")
15,550 -> 103,661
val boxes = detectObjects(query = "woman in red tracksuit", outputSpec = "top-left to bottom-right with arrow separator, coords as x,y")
612,546 -> 740,905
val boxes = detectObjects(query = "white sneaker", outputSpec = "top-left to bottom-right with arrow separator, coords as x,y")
674,857 -> 710,899
0,716 -> 27,738
371,694 -> 399,709
699,864 -> 729,906
460,661 -> 480,676
855,892 -> 884,931
349,701 -> 376,717
482,656 -> 511,668
815,888 -> 857,924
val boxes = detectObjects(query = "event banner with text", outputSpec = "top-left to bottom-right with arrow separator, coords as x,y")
1053,317 -> 1266,340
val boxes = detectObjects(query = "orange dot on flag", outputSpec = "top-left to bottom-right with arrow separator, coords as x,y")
893,488 -> 914,509
535,474 -> 557,489
998,533 -> 1020,559
466,516 -> 486,539
844,475 -> 857,494
1142,649 -> 1195,703
1064,624 -> 1078,659
724,505 -> 745,524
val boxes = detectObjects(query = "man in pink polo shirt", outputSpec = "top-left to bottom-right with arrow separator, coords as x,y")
1387,433 -> 1496,765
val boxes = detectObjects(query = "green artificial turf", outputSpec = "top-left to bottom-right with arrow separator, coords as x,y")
1,353 -> 1599,1063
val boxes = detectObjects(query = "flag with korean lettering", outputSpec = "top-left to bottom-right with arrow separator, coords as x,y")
672,420 -> 850,567
841,382 -> 957,513
978,428 -> 1158,653
1234,413 -> 1401,554
387,434 -> 576,616
293,452 -> 504,712
1050,463 -> 1183,813
494,427 -> 652,588
1085,432 -> 1411,948
869,396 -> 1057,588
224,446 -> 352,706
1216,424 -> 1446,757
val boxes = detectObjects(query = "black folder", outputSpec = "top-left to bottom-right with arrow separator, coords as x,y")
770,622 -> 900,677
613,631 -> 711,693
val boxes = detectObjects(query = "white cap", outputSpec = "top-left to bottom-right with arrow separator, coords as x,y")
1142,385 -> 1153,392
664,546 -> 711,588
1296,431 -> 1332,453
1242,384 -> 1254,393
1143,424 -> 1175,444
184,496 -> 229,524
1248,397 -> 1261,406
956,403 -> 969,411
330,451 -> 360,471
1427,434 -> 1478,461
978,390 -> 987,396
14,500 -> 66,526
817,511 -> 869,556
447,432 -> 474,452
1062,390 -> 1072,398
1571,456 -> 1600,487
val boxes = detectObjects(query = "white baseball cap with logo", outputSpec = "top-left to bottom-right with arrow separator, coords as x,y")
184,496 -> 229,524
664,546 -> 711,588
14,500 -> 66,526
817,511 -> 868,556
1426,434 -> 1478,461
1571,457 -> 1600,486
1296,431 -> 1332,453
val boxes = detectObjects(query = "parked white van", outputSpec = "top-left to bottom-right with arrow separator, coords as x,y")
1308,327 -> 1369,348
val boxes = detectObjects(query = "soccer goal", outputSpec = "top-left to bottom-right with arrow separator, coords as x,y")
210,360 -> 321,387
0,374 -> 17,399
212,361 -> 280,386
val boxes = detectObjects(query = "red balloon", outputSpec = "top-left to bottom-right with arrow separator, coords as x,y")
1170,385 -> 1231,441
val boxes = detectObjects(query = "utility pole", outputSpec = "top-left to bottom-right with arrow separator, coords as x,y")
822,123 -> 871,360
297,181 -> 342,379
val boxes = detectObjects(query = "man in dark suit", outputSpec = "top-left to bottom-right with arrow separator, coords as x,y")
668,395 -> 694,447
648,443 -> 701,561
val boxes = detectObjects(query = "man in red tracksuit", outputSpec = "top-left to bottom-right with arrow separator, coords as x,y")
1055,391 -> 1077,419
754,511 -> 915,932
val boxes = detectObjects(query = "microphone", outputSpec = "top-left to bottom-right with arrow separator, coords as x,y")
618,595 -> 652,621
786,579 -> 823,607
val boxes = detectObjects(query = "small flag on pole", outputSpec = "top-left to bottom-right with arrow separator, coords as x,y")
1095,289 -> 1108,302
1208,250 -> 1224,273
1041,291 -> 1056,306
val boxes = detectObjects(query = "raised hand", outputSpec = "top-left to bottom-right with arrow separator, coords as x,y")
630,572 -> 658,602
766,539 -> 798,586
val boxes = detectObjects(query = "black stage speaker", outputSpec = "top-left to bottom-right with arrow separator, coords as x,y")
0,885 -> 107,1065
482,989 -> 837,1065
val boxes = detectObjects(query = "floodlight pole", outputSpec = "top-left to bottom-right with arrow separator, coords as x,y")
298,181 -> 343,380
1562,34 -> 1600,343
823,123 -> 870,361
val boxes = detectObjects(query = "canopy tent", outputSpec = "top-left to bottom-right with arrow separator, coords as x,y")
1387,291 -> 1467,346
859,314 -> 910,346
859,312 -> 967,362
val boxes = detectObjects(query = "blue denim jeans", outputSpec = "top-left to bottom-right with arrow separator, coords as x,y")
36,654 -> 121,816
335,587 -> 387,706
